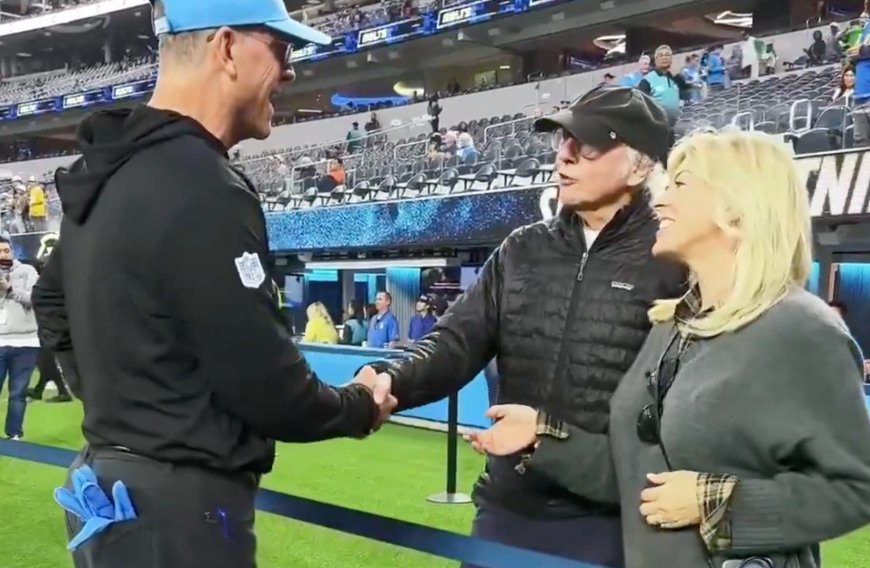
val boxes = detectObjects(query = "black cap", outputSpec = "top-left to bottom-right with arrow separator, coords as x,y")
534,86 -> 669,160
417,295 -> 433,306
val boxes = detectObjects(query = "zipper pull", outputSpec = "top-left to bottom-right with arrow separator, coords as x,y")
577,252 -> 589,281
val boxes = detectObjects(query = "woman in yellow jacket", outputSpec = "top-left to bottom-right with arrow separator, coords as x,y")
302,301 -> 339,344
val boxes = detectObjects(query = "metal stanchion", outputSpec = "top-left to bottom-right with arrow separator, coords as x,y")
427,392 -> 471,504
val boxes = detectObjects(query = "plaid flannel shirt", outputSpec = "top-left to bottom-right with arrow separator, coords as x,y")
520,411 -> 739,551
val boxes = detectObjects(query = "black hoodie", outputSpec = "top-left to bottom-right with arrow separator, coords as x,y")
32,107 -> 377,474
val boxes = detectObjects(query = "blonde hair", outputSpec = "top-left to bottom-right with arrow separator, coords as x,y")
648,129 -> 813,336
306,302 -> 335,327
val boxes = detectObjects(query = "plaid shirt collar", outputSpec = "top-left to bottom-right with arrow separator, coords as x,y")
674,285 -> 716,328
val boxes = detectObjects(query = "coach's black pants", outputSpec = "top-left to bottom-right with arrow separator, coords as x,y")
32,347 -> 69,397
65,446 -> 259,568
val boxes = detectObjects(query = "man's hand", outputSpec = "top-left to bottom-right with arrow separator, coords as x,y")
352,366 -> 397,432
465,404 -> 537,456
0,276 -> 10,292
639,471 -> 702,529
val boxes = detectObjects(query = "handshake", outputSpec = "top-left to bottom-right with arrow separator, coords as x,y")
350,366 -> 397,433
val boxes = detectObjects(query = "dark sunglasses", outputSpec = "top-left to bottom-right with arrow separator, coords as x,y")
206,28 -> 295,74
636,330 -> 687,469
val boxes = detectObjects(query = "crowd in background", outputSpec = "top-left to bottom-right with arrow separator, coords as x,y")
303,292 -> 442,348
0,175 -> 56,235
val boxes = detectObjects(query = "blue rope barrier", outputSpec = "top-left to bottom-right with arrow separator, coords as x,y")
0,439 -> 605,568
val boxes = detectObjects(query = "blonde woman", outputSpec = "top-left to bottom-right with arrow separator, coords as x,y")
468,130 -> 870,567
303,302 -> 338,344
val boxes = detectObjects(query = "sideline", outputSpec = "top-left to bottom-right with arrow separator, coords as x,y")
0,438 -> 604,568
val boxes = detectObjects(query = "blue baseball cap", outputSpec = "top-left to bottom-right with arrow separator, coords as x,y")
151,0 -> 332,47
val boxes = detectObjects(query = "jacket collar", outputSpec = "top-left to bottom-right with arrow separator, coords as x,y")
553,188 -> 656,252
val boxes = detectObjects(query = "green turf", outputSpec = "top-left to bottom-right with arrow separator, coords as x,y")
2,384 -> 870,567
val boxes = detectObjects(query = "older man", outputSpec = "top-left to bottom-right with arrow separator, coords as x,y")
32,1 -> 394,567
362,86 -> 685,568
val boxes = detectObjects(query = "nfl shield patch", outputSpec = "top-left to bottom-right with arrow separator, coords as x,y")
234,252 -> 266,289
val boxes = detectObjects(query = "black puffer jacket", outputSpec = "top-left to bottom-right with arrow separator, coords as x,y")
373,191 -> 685,518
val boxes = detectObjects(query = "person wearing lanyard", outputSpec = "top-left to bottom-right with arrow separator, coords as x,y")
31,1 -> 396,567
0,237 -> 39,440
367,291 -> 400,348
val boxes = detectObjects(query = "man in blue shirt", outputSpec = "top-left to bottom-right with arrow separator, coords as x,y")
367,291 -> 400,348
408,295 -> 437,341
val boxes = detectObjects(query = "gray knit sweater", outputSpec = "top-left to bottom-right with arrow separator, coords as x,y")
529,288 -> 870,568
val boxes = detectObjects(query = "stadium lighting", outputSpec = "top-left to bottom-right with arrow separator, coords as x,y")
593,33 -> 625,57
708,10 -> 753,29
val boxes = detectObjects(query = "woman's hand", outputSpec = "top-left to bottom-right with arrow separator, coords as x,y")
639,471 -> 702,529
464,405 -> 538,456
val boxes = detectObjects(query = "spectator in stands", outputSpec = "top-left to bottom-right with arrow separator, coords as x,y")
27,176 -> 46,231
408,295 -> 436,342
426,133 -> 443,159
364,111 -> 381,133
367,291 -> 399,348
346,121 -> 363,153
428,93 -> 442,133
469,129 -> 870,568
848,19 -> 870,146
680,54 -> 704,104
601,72 -> 616,86
638,45 -> 687,158
0,236 -> 39,440
303,302 -> 339,344
705,45 -> 727,93
340,300 -> 367,346
456,132 -> 477,163
359,86 -> 683,568
828,23 -> 844,59
440,131 -> 458,156
834,66 -> 855,103
727,45 -> 744,79
619,54 -> 650,88
316,158 -> 345,193
741,32 -> 763,78
841,19 -> 865,53
807,29 -> 829,65
760,43 -> 778,75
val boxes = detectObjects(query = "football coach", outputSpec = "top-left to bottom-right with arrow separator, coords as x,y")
31,1 -> 394,567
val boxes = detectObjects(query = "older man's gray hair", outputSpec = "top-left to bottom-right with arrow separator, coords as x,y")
152,0 -> 215,65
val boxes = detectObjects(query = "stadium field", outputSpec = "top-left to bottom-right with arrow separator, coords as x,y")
2,381 -> 870,568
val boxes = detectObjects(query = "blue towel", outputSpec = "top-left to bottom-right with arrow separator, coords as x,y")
54,464 -> 138,550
